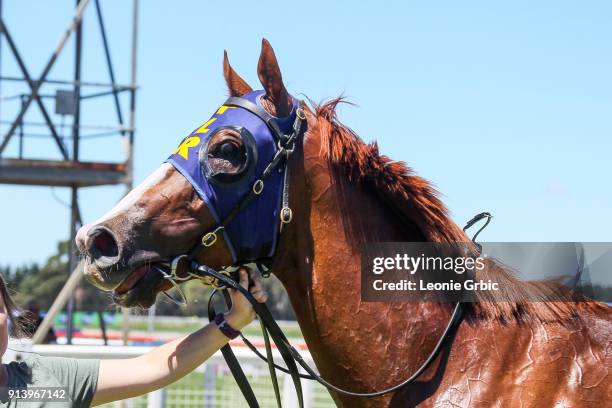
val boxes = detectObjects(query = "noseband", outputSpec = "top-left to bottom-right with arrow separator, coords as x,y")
156,90 -> 493,407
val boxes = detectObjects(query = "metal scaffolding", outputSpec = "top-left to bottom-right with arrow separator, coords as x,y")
0,0 -> 139,344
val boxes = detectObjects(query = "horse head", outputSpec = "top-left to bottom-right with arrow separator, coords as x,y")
76,39 -> 307,308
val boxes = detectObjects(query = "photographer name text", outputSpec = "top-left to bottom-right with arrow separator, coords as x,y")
372,279 -> 499,291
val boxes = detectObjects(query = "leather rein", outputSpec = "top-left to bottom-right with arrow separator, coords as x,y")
154,95 -> 493,407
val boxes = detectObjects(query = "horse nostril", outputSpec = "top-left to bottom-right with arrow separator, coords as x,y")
88,227 -> 120,265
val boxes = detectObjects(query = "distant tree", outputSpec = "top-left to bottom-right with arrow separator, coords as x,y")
262,275 -> 295,320
14,241 -> 68,309
591,284 -> 612,303
3,241 -> 110,312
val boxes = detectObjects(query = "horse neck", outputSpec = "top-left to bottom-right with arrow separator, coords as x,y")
273,128 -> 454,389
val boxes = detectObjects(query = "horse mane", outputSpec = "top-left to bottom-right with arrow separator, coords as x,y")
311,97 -> 609,323
312,97 -> 467,244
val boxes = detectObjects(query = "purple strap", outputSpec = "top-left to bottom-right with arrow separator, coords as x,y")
214,313 -> 241,339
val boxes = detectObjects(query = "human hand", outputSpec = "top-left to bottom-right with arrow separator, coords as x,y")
225,267 -> 268,330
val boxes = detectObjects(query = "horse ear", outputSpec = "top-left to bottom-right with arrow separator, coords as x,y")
223,50 -> 253,97
257,38 -> 292,116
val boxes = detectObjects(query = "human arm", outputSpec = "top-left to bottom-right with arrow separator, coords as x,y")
91,268 -> 267,406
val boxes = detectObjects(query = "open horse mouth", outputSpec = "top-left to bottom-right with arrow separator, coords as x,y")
108,262 -> 171,308
113,264 -> 151,295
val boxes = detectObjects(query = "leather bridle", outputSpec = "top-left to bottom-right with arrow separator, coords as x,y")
155,92 -> 493,407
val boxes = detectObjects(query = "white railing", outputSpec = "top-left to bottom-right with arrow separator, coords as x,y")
5,341 -> 335,408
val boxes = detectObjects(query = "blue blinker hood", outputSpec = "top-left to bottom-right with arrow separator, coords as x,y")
165,90 -> 299,263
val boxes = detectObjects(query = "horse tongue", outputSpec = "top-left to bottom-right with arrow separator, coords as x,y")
114,265 -> 149,295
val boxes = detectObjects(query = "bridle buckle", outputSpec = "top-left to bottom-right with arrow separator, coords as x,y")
202,231 -> 219,247
253,179 -> 264,195
296,107 -> 306,120
280,207 -> 293,224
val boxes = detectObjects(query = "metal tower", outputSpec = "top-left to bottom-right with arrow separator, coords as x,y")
0,0 -> 139,344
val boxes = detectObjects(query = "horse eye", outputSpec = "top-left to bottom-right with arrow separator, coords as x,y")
219,141 -> 239,159
204,130 -> 251,183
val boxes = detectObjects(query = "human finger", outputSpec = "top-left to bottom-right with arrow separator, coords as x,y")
249,269 -> 264,292
238,268 -> 249,289
250,288 -> 268,303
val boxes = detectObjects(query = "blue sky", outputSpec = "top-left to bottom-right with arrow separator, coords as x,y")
0,0 -> 611,266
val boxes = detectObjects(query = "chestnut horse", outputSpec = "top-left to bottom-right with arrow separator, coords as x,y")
76,40 -> 611,407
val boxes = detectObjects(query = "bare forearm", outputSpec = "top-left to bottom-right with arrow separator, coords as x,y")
140,321 -> 229,386
93,321 -> 229,405
92,268 -> 266,407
